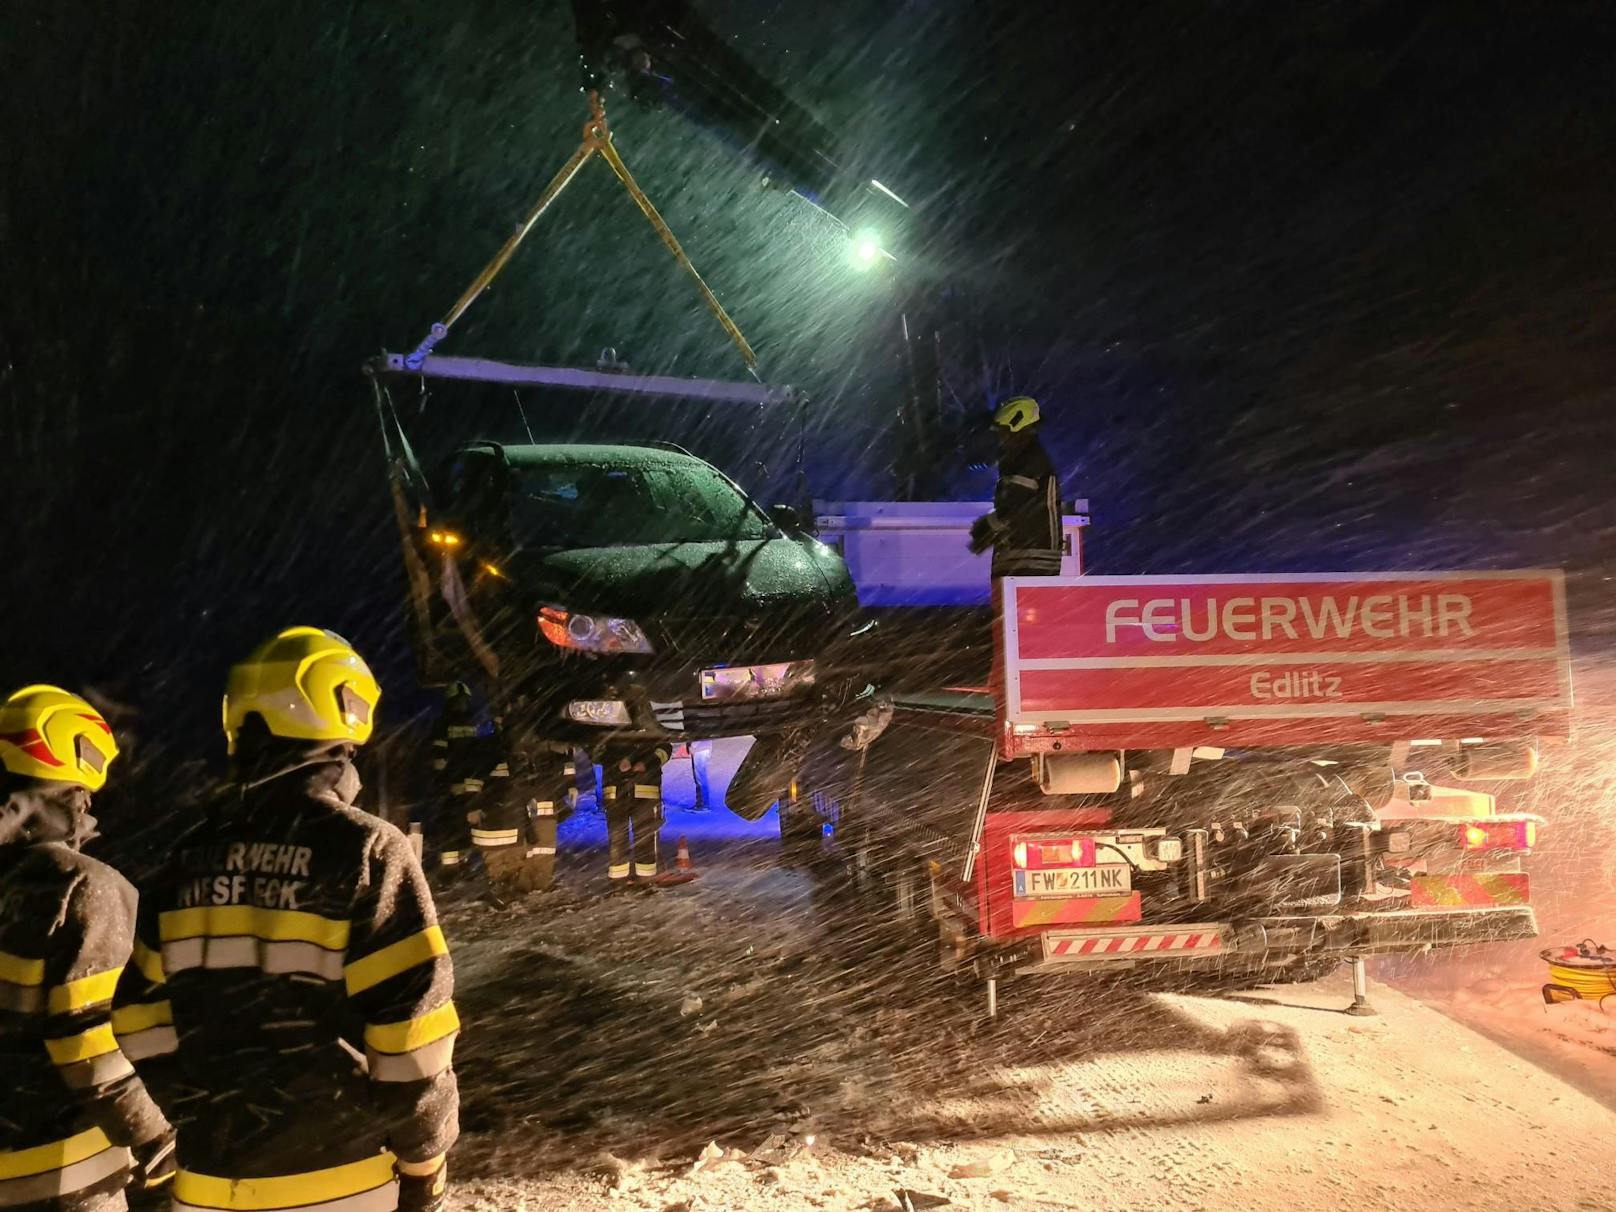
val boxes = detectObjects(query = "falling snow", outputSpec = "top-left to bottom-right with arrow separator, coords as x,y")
5,3 -> 1616,1209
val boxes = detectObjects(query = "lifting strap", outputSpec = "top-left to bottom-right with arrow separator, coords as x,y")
403,91 -> 757,373
366,371 -> 502,682
367,373 -> 435,642
367,373 -> 430,513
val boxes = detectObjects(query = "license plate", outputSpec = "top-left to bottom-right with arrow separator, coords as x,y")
699,661 -> 812,702
1014,865 -> 1132,898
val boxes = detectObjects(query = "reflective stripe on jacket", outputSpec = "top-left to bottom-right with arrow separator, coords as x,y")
0,843 -> 167,1204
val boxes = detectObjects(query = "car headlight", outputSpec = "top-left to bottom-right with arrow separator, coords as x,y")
538,606 -> 654,655
566,699 -> 632,725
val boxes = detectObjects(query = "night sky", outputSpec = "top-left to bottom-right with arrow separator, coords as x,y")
5,1 -> 1614,744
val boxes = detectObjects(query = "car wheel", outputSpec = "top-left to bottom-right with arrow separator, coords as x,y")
727,729 -> 814,821
778,788 -> 822,865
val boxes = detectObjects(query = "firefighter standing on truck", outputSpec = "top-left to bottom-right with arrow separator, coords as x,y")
602,743 -> 670,887
0,685 -> 175,1211
117,628 -> 458,1212
969,395 -> 1063,577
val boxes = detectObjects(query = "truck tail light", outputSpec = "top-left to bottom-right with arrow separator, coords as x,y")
1459,819 -> 1536,852
1012,838 -> 1097,869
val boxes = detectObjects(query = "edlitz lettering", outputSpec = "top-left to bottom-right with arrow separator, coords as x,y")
1250,670 -> 1344,700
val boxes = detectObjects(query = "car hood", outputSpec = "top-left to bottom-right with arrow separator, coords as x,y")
508,538 -> 855,661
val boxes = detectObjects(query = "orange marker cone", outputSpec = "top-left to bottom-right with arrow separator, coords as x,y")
656,834 -> 699,884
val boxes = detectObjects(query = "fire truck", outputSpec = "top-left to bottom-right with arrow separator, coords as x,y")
791,502 -> 1570,1014
363,6 -> 1571,970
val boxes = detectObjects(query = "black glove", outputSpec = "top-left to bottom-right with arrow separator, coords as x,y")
398,1160 -> 449,1212
127,1127 -> 177,1208
968,515 -> 994,554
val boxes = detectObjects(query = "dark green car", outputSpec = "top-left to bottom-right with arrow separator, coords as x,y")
406,442 -> 862,760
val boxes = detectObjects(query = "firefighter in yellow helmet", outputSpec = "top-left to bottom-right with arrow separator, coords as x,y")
969,396 -> 1064,577
116,629 -> 458,1212
0,685 -> 176,1210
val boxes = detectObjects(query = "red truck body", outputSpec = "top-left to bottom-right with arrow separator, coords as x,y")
798,566 -> 1571,993
997,571 -> 1570,754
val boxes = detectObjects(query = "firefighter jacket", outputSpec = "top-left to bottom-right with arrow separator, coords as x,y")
430,694 -> 522,856
430,701 -> 496,805
118,747 -> 459,1211
472,729 -> 576,857
987,434 -> 1063,577
429,700 -> 501,866
0,789 -> 170,1207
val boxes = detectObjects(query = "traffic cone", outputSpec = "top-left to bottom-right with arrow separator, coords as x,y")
656,834 -> 699,885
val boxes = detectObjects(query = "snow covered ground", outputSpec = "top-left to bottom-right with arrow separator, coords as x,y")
1387,657 -> 1616,1127
435,714 -> 1616,1210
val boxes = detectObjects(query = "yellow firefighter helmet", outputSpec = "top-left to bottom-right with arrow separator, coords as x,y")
993,395 -> 1040,432
223,627 -> 382,753
0,685 -> 119,792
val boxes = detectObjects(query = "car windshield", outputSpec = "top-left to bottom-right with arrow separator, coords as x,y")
510,461 -> 772,547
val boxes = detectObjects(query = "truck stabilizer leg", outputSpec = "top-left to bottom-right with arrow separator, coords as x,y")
985,976 -> 999,1020
1346,956 -> 1378,1017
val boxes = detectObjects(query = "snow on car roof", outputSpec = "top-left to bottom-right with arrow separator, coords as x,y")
494,443 -> 703,469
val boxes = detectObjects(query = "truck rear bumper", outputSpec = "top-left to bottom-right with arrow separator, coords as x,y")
1020,906 -> 1537,972
1242,905 -> 1539,956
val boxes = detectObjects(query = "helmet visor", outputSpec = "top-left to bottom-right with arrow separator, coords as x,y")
338,683 -> 373,728
74,732 -> 108,776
